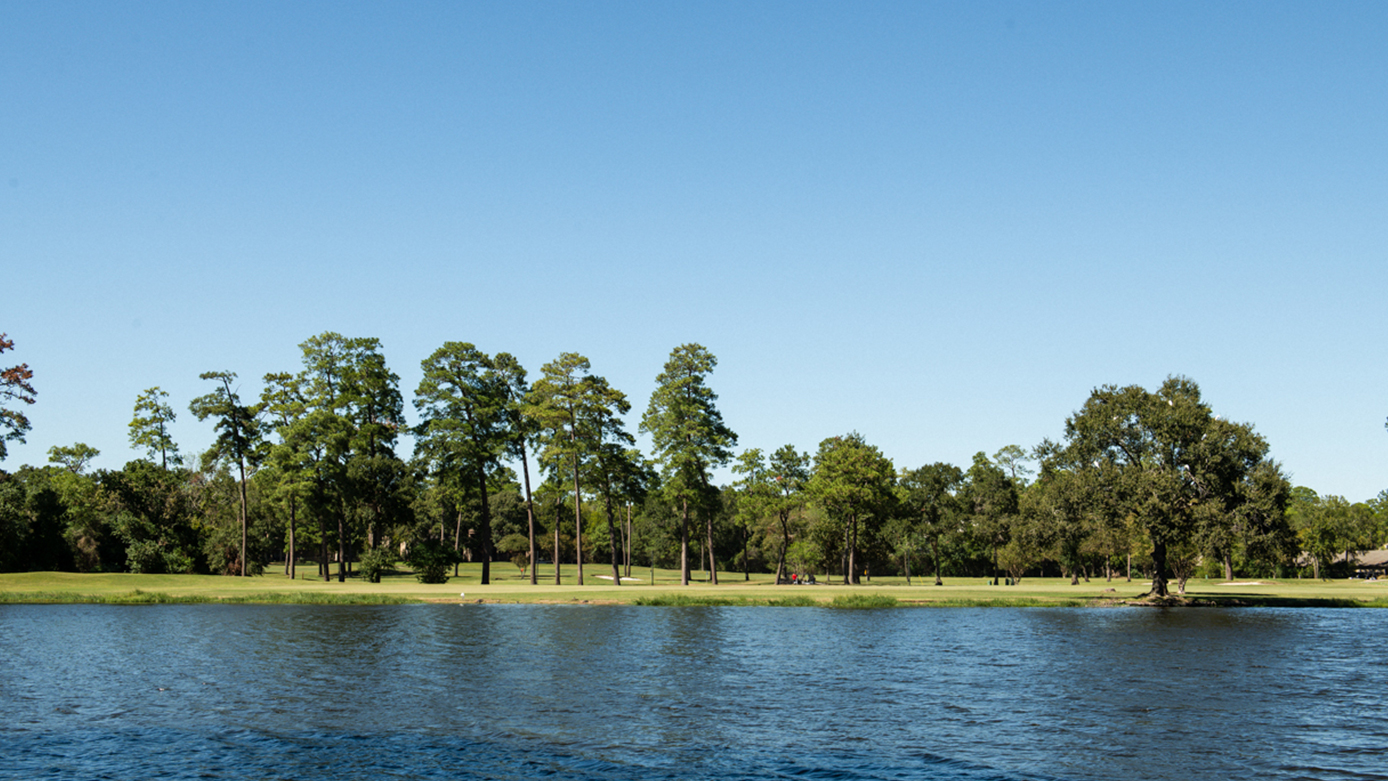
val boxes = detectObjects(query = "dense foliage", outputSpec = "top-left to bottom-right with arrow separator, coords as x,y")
2,330 -> 1385,587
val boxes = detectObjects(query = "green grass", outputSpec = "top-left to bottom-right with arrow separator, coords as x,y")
0,588 -> 419,605
2,570 -> 1386,608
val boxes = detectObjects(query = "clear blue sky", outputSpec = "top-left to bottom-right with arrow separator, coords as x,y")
3,1 -> 1385,500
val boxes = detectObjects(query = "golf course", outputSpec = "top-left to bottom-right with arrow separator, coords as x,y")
4,567 -> 1387,607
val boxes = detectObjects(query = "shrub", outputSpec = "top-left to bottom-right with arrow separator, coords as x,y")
358,547 -> 398,584
407,539 -> 456,584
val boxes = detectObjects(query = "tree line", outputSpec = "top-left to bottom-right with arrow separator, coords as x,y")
2,331 -> 1385,596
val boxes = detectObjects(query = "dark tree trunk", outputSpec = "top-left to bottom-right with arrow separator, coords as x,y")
602,478 -> 621,586
932,537 -> 943,586
288,495 -> 296,580
1223,553 -> 1233,582
1147,538 -> 1170,597
775,514 -> 789,585
849,515 -> 860,585
572,450 -> 583,585
707,515 -> 717,584
554,497 -> 563,585
454,507 -> 463,577
521,444 -> 537,586
742,521 -> 749,581
476,463 -> 492,585
238,457 -> 248,577
680,496 -> 690,586
337,502 -> 347,583
320,512 -> 328,581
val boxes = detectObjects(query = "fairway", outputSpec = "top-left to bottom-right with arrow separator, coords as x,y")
3,567 -> 1387,607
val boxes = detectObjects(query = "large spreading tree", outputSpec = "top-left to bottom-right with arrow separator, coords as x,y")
1057,376 -> 1292,597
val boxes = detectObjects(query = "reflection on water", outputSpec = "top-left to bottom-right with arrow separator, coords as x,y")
1,604 -> 1384,780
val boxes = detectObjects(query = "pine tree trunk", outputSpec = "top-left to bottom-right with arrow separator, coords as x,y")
775,514 -> 789,585
238,457 -> 249,577
476,462 -> 492,585
680,496 -> 690,586
603,482 -> 620,586
522,445 -> 537,586
454,507 -> 463,577
572,450 -> 583,586
337,502 -> 347,583
707,511 -> 718,585
288,495 -> 296,580
320,513 -> 328,581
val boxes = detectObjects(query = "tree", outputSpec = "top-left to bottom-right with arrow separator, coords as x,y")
580,375 -> 640,586
992,444 -> 1034,485
732,449 -> 774,579
190,371 -> 262,577
492,353 -> 542,585
47,443 -> 99,474
807,433 -> 895,585
414,343 -> 510,584
962,452 -> 1018,586
0,333 -> 35,461
102,459 -> 201,574
641,344 -> 737,586
898,462 -> 963,585
736,445 -> 811,584
129,387 -> 181,469
528,353 -> 595,585
288,332 -> 407,582
1057,376 -> 1286,597
259,372 -> 314,579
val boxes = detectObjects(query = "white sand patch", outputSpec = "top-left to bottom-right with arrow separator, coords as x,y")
1216,581 -> 1268,586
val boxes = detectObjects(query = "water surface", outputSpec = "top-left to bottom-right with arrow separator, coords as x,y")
2,604 -> 1383,780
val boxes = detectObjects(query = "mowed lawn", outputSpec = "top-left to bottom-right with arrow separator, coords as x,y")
3,565 -> 1388,607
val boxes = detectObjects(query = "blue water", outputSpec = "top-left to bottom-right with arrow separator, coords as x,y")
1,604 -> 1384,780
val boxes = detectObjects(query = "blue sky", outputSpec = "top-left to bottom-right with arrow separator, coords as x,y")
3,1 -> 1385,500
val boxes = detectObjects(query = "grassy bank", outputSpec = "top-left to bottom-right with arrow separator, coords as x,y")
2,568 -> 1386,607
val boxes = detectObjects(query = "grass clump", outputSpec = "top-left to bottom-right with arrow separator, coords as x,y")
631,594 -> 740,607
828,593 -> 898,609
764,595 -> 819,607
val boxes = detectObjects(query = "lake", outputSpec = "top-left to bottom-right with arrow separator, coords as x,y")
1,603 -> 1383,780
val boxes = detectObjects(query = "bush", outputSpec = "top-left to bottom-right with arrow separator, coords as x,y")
407,539 -> 456,584
358,547 -> 398,583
